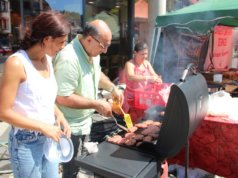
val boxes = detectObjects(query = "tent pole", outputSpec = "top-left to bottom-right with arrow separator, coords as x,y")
185,140 -> 189,178
150,27 -> 161,66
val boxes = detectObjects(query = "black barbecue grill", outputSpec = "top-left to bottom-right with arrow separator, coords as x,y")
75,69 -> 209,178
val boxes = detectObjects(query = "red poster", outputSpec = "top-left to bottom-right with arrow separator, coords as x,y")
204,26 -> 233,71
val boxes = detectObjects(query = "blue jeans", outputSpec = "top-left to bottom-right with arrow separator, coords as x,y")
8,129 -> 59,178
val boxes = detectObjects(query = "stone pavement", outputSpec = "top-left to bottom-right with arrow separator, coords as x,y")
0,62 -> 10,178
0,122 -> 12,178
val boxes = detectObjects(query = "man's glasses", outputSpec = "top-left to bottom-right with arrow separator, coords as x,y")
91,36 -> 109,49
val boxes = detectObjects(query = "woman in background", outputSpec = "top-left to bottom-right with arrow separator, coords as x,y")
123,42 -> 163,123
0,11 -> 71,178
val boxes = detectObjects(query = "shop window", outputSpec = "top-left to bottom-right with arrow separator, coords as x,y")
85,0 -> 120,40
7,0 -> 83,53
3,0 -> 129,80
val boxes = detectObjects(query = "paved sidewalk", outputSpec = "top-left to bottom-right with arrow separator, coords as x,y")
0,122 -> 12,178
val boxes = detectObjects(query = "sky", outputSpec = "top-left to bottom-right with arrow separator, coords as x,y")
46,0 -> 83,14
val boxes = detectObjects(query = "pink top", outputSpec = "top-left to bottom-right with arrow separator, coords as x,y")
123,60 -> 153,112
125,60 -> 152,91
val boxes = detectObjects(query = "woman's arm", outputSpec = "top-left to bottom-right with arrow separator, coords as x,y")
0,57 -> 63,141
54,105 -> 71,138
125,60 -> 147,81
146,60 -> 158,76
125,60 -> 162,83
146,61 -> 163,83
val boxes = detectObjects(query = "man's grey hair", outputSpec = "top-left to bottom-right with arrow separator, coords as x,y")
82,22 -> 99,38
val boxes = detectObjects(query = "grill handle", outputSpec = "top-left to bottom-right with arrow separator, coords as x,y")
180,63 -> 197,82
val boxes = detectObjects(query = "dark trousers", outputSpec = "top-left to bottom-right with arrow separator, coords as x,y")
62,134 -> 90,178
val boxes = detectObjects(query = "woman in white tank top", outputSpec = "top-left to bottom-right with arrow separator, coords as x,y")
0,11 -> 71,178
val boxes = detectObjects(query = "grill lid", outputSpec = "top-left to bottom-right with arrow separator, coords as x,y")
153,73 -> 209,159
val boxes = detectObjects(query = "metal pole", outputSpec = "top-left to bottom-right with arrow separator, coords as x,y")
128,0 -> 134,59
81,0 -> 86,29
185,140 -> 189,178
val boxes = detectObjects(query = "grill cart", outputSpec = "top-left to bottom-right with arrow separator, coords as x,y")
75,70 -> 209,178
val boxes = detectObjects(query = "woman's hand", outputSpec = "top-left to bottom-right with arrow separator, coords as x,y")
154,75 -> 163,84
40,123 -> 63,142
54,105 -> 71,138
147,76 -> 163,84
55,113 -> 71,138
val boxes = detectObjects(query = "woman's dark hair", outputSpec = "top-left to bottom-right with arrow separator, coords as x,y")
134,42 -> 148,52
21,11 -> 70,50
82,22 -> 100,38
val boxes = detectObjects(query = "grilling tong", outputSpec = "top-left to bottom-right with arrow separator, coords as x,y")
112,101 -> 133,130
111,114 -> 129,132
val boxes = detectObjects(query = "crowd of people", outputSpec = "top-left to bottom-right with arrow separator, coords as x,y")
0,10 -> 163,178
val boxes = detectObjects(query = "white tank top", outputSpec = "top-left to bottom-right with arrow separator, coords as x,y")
12,50 -> 57,132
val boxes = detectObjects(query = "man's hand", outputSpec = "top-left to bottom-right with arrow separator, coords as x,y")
111,87 -> 124,105
95,99 -> 112,117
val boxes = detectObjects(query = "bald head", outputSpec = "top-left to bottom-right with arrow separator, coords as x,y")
89,20 -> 112,37
81,19 -> 112,56
83,20 -> 112,41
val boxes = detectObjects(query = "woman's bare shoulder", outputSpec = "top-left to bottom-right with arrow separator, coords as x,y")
4,56 -> 24,70
125,59 -> 134,66
144,59 -> 152,65
3,56 -> 25,80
